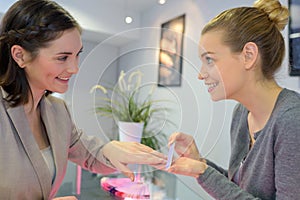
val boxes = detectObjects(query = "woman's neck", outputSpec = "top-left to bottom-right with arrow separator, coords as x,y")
24,90 -> 50,149
24,90 -> 45,115
244,80 -> 282,134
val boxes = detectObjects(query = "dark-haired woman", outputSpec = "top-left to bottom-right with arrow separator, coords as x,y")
0,1 -> 166,199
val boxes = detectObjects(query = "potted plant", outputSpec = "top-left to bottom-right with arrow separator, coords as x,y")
90,70 -> 174,150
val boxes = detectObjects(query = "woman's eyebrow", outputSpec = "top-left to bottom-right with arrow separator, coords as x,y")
56,46 -> 83,55
200,51 -> 215,58
56,51 -> 72,55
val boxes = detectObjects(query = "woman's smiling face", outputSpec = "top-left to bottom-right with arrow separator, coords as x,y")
23,28 -> 82,96
198,30 -> 246,101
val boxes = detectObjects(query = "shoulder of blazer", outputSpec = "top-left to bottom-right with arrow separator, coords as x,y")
42,95 -> 68,111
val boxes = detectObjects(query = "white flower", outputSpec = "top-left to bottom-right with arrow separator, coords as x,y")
118,70 -> 127,92
149,84 -> 156,96
89,85 -> 108,94
128,70 -> 143,91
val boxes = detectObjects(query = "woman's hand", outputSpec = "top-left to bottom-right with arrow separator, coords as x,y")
102,141 -> 167,181
168,132 -> 203,161
167,157 -> 207,178
167,132 -> 207,177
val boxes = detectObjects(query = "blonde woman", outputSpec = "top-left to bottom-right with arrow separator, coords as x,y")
168,0 -> 300,199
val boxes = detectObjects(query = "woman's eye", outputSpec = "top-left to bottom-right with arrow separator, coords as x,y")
206,57 -> 213,65
58,56 -> 68,61
77,50 -> 83,57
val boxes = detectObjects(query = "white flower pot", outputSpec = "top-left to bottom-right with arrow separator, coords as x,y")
118,121 -> 144,143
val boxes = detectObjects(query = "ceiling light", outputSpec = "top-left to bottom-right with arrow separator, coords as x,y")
158,0 -> 167,5
125,16 -> 133,24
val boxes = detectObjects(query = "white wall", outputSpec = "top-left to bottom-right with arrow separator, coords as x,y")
55,0 -> 143,45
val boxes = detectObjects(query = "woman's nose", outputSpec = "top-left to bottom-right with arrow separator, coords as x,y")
67,60 -> 79,74
198,72 -> 208,80
198,64 -> 208,80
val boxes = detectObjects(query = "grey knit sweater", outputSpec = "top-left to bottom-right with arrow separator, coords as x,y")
197,88 -> 300,199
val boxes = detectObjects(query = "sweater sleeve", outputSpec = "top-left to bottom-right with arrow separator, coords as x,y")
206,159 -> 228,177
273,107 -> 300,199
197,166 -> 260,200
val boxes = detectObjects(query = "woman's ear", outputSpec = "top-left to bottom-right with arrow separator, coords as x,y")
242,42 -> 258,70
11,45 -> 28,68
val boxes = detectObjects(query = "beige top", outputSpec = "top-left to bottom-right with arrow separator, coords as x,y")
41,146 -> 56,183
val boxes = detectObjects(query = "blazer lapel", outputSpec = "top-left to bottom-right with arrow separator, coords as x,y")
40,97 -> 67,191
6,104 -> 52,199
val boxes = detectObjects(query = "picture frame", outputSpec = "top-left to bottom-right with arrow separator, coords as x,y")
289,0 -> 300,76
158,14 -> 185,86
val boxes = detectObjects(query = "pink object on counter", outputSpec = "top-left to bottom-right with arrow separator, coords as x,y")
100,177 -> 150,199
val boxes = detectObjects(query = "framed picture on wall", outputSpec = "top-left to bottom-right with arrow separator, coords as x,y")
158,14 -> 185,86
289,0 -> 300,76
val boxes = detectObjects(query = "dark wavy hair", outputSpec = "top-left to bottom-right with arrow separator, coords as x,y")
0,0 -> 81,107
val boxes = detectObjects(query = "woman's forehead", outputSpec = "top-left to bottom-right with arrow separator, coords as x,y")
41,29 -> 82,53
198,32 -> 221,54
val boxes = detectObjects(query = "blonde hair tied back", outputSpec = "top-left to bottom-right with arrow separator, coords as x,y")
253,0 -> 289,31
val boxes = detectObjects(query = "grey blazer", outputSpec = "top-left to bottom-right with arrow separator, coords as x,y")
0,88 -> 115,199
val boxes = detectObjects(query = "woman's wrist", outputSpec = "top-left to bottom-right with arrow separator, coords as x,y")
199,157 -> 206,162
101,143 -> 115,168
198,161 -> 208,175
191,161 -> 208,178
